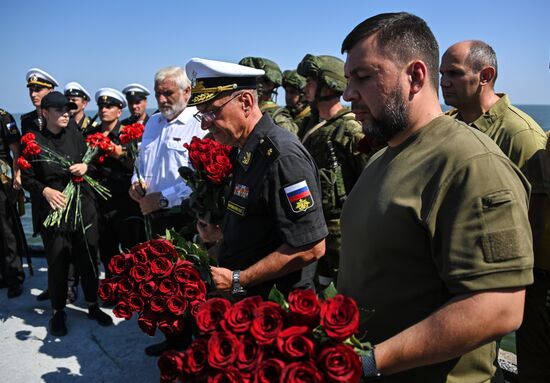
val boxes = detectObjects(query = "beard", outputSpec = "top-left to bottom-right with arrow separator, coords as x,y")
357,85 -> 409,143
159,98 -> 186,120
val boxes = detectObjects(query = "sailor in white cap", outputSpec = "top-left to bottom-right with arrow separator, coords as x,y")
64,82 -> 94,133
184,58 -> 327,302
21,68 -> 59,134
121,83 -> 151,126
90,87 -> 145,284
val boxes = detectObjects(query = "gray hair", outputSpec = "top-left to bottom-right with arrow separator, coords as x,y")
154,66 -> 190,90
467,40 -> 498,83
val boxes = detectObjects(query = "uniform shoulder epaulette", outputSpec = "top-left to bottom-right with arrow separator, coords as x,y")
0,108 -> 7,116
258,136 -> 280,161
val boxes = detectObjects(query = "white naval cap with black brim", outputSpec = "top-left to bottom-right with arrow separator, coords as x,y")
26,68 -> 58,89
95,88 -> 127,109
185,57 -> 265,106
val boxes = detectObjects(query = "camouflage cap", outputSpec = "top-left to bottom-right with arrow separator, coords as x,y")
297,54 -> 347,93
282,70 -> 306,90
239,57 -> 283,87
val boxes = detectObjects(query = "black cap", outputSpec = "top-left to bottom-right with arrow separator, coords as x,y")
41,91 -> 78,110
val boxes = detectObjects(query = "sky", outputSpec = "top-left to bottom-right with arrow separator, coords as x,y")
1,0 -> 549,114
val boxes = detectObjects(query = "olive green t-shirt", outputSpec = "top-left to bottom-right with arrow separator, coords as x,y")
338,115 -> 533,382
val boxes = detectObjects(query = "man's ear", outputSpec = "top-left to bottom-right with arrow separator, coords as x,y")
408,60 -> 428,94
479,66 -> 496,85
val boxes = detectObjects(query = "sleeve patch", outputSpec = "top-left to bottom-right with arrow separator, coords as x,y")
284,180 -> 314,213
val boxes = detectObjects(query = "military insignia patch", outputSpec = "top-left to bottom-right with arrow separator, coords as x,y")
233,184 -> 249,199
241,151 -> 252,166
284,180 -> 314,213
227,200 -> 246,216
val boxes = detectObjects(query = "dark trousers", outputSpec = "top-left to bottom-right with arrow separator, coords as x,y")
99,197 -> 145,277
0,185 -> 25,287
516,270 -> 550,382
42,227 -> 99,311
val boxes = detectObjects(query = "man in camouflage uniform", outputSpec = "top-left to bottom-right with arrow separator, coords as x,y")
282,70 -> 311,132
239,57 -> 299,135
297,54 -> 369,289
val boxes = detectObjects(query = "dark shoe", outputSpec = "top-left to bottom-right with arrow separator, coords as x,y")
49,311 -> 67,337
7,284 -> 23,299
144,341 -> 169,357
67,286 -> 78,304
36,289 -> 50,301
88,304 -> 113,326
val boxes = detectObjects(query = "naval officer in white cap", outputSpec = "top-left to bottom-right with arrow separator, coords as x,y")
185,57 -> 327,300
64,82 -> 94,133
121,83 -> 151,126
21,68 -> 59,134
91,88 -> 145,281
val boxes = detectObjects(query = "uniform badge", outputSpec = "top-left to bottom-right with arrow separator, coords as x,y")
233,184 -> 249,199
241,151 -> 252,166
102,95 -> 108,102
227,200 -> 246,216
284,180 -> 314,213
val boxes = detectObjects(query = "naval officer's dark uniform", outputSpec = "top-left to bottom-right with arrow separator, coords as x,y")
220,114 -> 328,298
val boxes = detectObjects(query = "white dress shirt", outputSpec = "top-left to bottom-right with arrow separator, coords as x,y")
133,106 -> 206,208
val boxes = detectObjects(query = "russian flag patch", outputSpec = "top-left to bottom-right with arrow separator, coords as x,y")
284,180 -> 314,213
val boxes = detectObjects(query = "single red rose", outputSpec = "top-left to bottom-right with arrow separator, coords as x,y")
208,368 -> 244,383
288,289 -> 321,327
173,260 -> 201,283
113,299 -> 132,320
151,256 -> 174,278
139,280 -> 157,298
150,295 -> 167,313
129,263 -> 152,283
108,253 -> 133,275
182,338 -> 208,376
137,310 -> 159,336
147,238 -> 178,259
256,358 -> 286,383
166,295 -> 188,316
20,132 -> 36,145
207,331 -> 239,369
189,300 -> 203,317
317,344 -> 363,383
17,157 -> 32,170
222,296 -> 262,334
181,280 -> 206,303
117,277 -> 135,295
158,313 -> 186,335
237,335 -> 264,372
157,350 -> 184,382
159,278 -> 179,296
132,248 -> 149,263
250,301 -> 285,345
320,294 -> 359,342
194,297 -> 231,334
276,326 -> 315,360
281,361 -> 324,383
98,280 -> 117,302
128,294 -> 145,312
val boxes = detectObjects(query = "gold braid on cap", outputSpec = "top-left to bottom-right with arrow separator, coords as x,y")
28,77 -> 54,88
191,81 -> 238,94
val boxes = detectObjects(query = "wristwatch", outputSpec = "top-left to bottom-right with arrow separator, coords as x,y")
231,270 -> 246,296
159,194 -> 169,209
362,348 -> 383,381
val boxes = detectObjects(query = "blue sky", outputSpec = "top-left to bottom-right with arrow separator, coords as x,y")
1,0 -> 549,113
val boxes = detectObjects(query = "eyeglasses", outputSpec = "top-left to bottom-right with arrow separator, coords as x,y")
193,92 -> 242,124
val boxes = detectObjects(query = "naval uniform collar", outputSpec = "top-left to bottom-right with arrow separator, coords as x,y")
237,113 -> 271,171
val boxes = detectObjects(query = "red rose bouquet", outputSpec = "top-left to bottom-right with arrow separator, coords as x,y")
119,122 -> 144,181
98,229 -> 214,337
178,136 -> 233,223
20,132 -> 112,229
158,286 -> 373,383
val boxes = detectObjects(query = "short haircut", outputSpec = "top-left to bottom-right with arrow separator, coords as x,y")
466,40 -> 498,83
154,66 -> 191,91
341,12 -> 440,90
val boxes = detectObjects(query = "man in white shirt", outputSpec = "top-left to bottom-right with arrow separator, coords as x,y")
129,66 -> 205,238
128,66 -> 205,357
